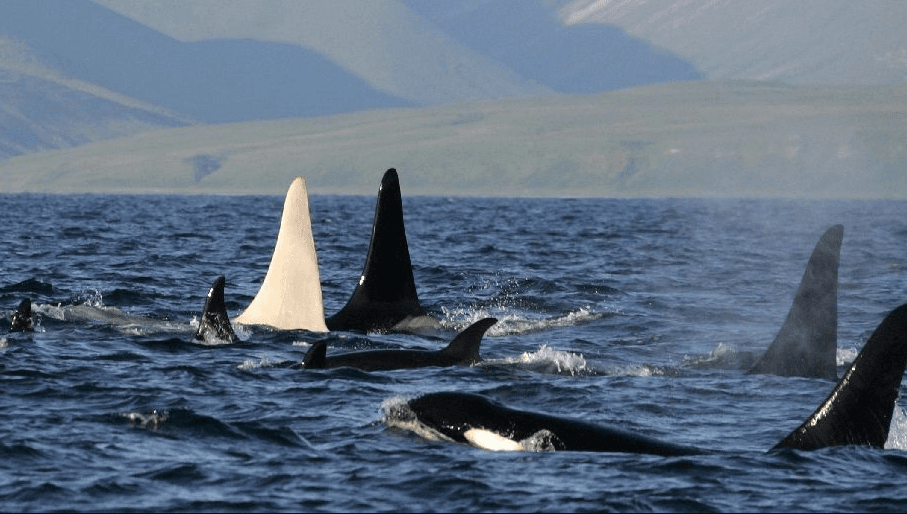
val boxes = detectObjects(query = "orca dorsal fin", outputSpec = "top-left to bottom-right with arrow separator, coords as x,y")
303,341 -> 328,368
749,224 -> 843,379
325,169 -> 427,332
10,298 -> 34,332
772,303 -> 907,451
440,318 -> 497,365
236,177 -> 328,332
195,276 -> 239,343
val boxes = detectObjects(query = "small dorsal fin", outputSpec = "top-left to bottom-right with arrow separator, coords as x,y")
236,177 -> 328,332
325,169 -> 427,332
750,224 -> 843,379
303,341 -> 328,368
440,318 -> 498,365
195,276 -> 239,343
10,298 -> 34,332
773,303 -> 907,450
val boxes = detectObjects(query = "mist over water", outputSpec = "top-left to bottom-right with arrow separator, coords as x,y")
2,193 -> 907,512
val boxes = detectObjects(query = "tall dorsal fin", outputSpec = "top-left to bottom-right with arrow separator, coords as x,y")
236,177 -> 328,331
440,318 -> 497,365
195,276 -> 239,343
749,224 -> 843,379
10,298 -> 34,332
773,303 -> 907,450
325,169 -> 427,332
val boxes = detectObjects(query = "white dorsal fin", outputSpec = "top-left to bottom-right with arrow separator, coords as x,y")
236,177 -> 328,331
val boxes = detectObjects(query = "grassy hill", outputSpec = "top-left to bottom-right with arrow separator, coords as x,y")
0,81 -> 904,199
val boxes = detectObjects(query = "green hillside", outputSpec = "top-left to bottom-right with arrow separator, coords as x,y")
1,81 -> 905,198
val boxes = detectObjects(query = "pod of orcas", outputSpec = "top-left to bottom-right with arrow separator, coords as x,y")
6,168 -> 907,456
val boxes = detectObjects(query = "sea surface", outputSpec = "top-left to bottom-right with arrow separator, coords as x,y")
1,192 -> 907,512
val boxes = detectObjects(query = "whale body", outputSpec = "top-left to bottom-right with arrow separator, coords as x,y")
390,303 -> 907,455
303,318 -> 496,371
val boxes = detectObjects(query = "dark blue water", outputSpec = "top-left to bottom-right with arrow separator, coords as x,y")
2,193 -> 907,512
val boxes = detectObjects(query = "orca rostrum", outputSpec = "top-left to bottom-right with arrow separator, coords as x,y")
304,318 -> 496,371
392,303 -> 907,455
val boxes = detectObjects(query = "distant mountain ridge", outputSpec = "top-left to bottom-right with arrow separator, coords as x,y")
0,0 -> 904,197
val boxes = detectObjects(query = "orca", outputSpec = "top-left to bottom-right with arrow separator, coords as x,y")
389,303 -> 907,455
194,276 -> 239,343
749,224 -> 843,379
9,298 -> 34,332
235,176 -> 328,332
303,317 -> 496,371
325,168 -> 441,333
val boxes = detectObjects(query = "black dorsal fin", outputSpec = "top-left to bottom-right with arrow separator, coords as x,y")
440,318 -> 497,365
195,276 -> 239,343
773,303 -> 907,451
750,225 -> 843,379
326,169 -> 427,332
303,341 -> 328,368
10,298 -> 34,332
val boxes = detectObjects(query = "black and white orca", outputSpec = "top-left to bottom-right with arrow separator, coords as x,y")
749,224 -> 843,379
389,303 -> 907,454
303,318 -> 496,371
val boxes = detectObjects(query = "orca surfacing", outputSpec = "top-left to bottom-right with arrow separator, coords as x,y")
304,318 -> 496,371
389,303 -> 907,455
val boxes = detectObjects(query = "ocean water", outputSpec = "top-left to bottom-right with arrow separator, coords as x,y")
1,192 -> 907,512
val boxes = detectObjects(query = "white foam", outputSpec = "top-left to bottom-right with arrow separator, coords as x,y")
836,346 -> 858,368
441,306 -> 603,336
237,355 -> 285,370
485,344 -> 588,376
885,405 -> 907,450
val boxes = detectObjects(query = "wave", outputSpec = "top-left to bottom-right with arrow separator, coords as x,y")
440,305 -> 606,336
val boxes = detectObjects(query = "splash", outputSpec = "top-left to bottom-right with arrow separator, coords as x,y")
885,406 -> 907,451
836,346 -> 858,368
237,356 -> 286,370
441,306 -> 603,336
486,344 -> 588,376
123,410 -> 169,430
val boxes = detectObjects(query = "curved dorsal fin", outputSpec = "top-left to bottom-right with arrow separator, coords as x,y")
236,177 -> 328,331
773,303 -> 907,450
303,341 -> 328,368
750,224 -> 843,379
326,169 -> 427,332
440,318 -> 497,365
195,276 -> 239,343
